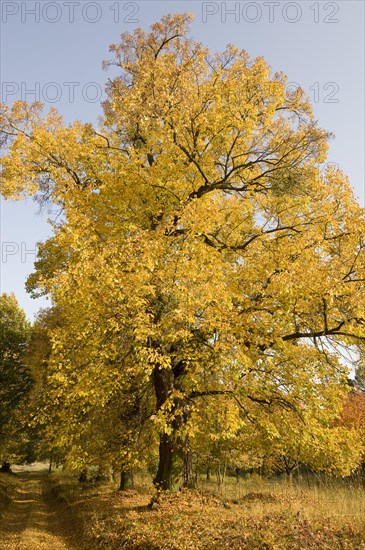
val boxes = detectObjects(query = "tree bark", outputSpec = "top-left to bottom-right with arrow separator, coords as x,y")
151,351 -> 189,490
153,432 -> 174,490
152,365 -> 175,490
182,447 -> 195,488
119,470 -> 128,491
130,470 -> 135,488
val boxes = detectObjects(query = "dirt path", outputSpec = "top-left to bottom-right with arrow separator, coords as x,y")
0,474 -> 83,550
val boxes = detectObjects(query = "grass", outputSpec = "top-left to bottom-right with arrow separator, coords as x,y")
0,471 -> 20,517
201,474 -> 365,526
49,471 -> 365,549
11,461 -> 50,474
0,462 -> 50,517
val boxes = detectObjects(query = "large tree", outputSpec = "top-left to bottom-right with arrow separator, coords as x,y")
1,14 -> 365,489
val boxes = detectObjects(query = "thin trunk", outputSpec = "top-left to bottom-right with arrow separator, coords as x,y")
181,434 -> 194,488
182,448 -> 195,488
217,462 -> 227,488
130,470 -> 135,488
217,467 -> 222,487
78,469 -> 87,482
48,457 -> 53,475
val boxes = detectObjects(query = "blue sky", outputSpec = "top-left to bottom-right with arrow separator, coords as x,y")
1,0 -> 364,319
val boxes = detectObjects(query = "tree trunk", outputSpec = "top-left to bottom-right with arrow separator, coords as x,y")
119,470 -> 128,491
151,352 -> 189,491
182,446 -> 195,489
48,458 -> 53,475
206,468 -> 210,481
0,462 -> 11,473
217,462 -> 226,488
152,365 -> 175,490
130,470 -> 135,488
78,469 -> 87,482
153,433 -> 174,490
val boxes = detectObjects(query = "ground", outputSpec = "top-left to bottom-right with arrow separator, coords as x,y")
0,471 -> 84,550
1,467 -> 365,549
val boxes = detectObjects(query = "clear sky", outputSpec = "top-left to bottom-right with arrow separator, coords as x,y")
0,0 -> 364,319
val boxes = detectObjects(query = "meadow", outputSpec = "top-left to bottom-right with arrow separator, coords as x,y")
49,470 -> 365,549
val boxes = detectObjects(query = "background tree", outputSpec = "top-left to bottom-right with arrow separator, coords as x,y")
1,14 -> 365,489
22,307 -> 67,468
0,293 -> 32,470
339,388 -> 365,471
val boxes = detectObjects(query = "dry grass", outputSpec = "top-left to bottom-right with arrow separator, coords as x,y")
0,469 -> 85,549
0,463 -> 50,518
0,473 -> 19,516
50,472 -> 365,549
201,474 -> 365,526
11,461 -> 50,474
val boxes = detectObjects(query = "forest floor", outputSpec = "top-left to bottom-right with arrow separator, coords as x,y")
0,470 -> 84,550
1,469 -> 365,549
